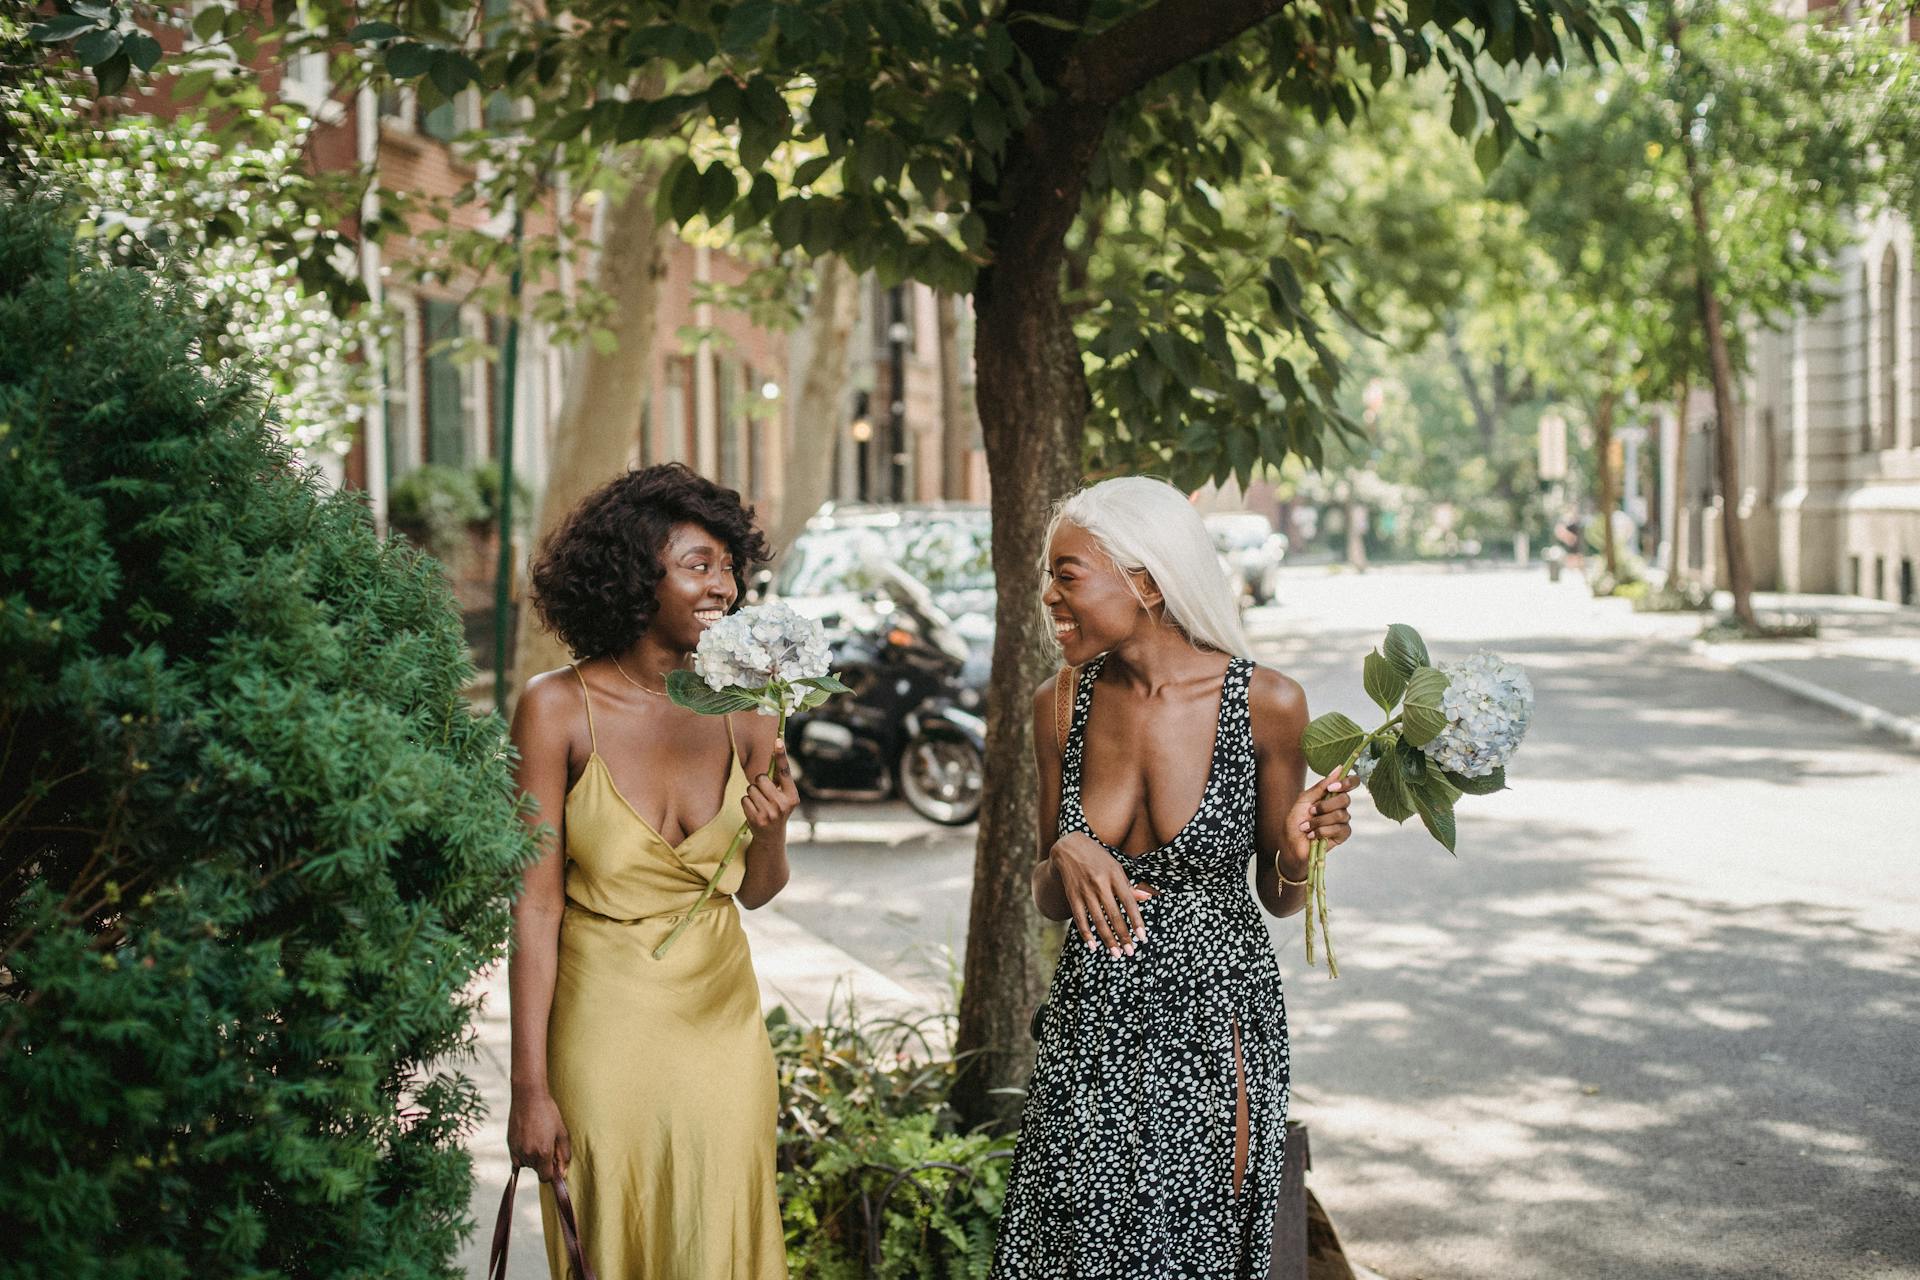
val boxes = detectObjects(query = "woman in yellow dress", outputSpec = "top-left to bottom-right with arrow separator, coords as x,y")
505,463 -> 798,1279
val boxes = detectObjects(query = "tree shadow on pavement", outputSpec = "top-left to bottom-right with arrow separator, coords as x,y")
1277,815 -> 1920,1280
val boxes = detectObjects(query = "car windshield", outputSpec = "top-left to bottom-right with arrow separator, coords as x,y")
776,519 -> 994,599
1207,515 -> 1273,551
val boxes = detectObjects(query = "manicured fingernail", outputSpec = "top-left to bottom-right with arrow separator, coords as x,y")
1134,929 -> 1146,943
1085,939 -> 1097,952
1299,821 -> 1311,832
1124,944 -> 1135,957
1108,946 -> 1120,958
1309,805 -> 1319,815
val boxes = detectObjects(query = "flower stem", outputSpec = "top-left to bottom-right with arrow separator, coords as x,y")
652,703 -> 789,960
1299,728 -> 1382,980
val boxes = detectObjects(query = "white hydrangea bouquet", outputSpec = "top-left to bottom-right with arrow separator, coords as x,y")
1296,622 -> 1533,978
655,601 -> 847,958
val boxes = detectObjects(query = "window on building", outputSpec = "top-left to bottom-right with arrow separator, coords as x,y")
422,301 -> 472,466
1850,555 -> 1862,596
745,363 -> 767,494
382,321 -> 416,484
482,0 -> 517,128
1879,247 -> 1899,451
717,356 -> 743,490
1861,262 -> 1876,452
1763,407 -> 1778,499
282,47 -> 331,113
1875,556 -> 1887,601
1902,558 -> 1916,608
660,356 -> 695,463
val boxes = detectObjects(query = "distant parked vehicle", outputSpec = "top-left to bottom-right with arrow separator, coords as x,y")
762,502 -> 995,669
1205,512 -> 1288,605
780,560 -> 986,826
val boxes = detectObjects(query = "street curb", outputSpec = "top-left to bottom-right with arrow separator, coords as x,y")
1687,638 -> 1920,752
738,905 -> 936,1026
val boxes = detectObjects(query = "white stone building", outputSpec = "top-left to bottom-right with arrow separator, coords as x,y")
1668,208 -> 1919,607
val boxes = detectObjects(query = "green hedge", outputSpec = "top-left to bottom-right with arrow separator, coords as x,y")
0,196 -> 538,1278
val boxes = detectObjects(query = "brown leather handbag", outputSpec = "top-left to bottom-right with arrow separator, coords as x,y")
489,1164 -> 597,1280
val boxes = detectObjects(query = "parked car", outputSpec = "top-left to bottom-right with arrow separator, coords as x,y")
1205,511 -> 1288,605
763,502 -> 995,670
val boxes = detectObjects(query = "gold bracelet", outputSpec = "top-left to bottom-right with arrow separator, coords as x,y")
1275,860 -> 1310,887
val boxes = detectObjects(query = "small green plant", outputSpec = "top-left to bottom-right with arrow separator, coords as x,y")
471,459 -> 534,530
388,462 -> 487,556
1634,580 -> 1715,612
770,995 -> 1012,1279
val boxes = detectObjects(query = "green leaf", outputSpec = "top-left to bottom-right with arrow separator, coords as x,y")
721,0 -> 776,55
700,164 -> 739,222
795,673 -> 851,694
665,670 -> 764,715
971,95 -> 1008,153
429,51 -> 479,98
124,32 -> 163,72
1400,667 -> 1451,748
347,21 -> 402,42
668,159 -> 703,225
384,42 -> 435,79
1362,648 -> 1406,712
191,6 -> 227,41
31,14 -> 97,42
1442,765 -> 1507,796
94,51 -> 131,95
1366,742 -> 1416,822
1412,787 -> 1457,852
1301,711 -> 1365,777
74,28 -> 122,67
791,154 -> 834,188
1382,622 -> 1429,676
1449,78 -> 1477,137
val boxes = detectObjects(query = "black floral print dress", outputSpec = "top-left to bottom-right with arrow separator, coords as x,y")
992,654 -> 1291,1279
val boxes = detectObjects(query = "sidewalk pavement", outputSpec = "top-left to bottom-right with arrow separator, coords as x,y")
1640,583 -> 1920,751
453,905 -> 933,1279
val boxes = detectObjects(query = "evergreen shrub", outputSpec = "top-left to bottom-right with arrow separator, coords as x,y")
0,197 -> 537,1279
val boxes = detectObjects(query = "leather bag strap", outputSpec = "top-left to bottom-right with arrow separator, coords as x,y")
1053,665 -> 1078,760
489,1165 -> 598,1280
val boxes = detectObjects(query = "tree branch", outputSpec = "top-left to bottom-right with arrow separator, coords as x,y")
1060,0 -> 1292,106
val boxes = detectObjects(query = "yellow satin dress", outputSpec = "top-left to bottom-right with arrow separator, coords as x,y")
541,666 -> 786,1279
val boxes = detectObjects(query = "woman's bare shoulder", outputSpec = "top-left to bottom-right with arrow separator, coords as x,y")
514,665 -> 586,734
1243,661 -> 1308,741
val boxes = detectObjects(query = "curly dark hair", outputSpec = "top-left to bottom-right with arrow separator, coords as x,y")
527,463 -> 770,660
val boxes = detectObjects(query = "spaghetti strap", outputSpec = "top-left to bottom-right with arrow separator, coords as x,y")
571,664 -> 598,752
723,712 -> 740,767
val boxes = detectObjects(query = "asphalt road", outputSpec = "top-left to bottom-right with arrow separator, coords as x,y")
772,565 -> 1920,1280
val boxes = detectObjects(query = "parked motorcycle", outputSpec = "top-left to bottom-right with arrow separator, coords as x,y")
783,562 -> 987,826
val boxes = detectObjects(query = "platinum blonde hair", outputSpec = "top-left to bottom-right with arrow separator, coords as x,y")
1041,476 -> 1254,659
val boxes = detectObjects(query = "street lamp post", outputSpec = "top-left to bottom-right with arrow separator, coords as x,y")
886,286 -> 908,502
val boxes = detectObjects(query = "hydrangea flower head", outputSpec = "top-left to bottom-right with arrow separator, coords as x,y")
692,601 -> 833,715
1418,649 -> 1533,778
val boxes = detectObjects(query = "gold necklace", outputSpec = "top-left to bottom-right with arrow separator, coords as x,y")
609,654 -> 667,697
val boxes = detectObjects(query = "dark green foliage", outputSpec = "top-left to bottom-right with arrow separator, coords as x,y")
0,197 -> 538,1280
771,1000 -> 1012,1279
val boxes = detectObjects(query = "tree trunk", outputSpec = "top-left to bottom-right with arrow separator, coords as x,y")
1671,374 -> 1690,578
1594,388 -> 1619,581
767,255 -> 858,557
1674,17 -> 1758,630
511,154 -> 672,690
936,293 -> 974,499
1344,499 -> 1368,569
951,94 -> 1108,1132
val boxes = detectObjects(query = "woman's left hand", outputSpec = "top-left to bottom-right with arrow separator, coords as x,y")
743,740 -> 801,836
1285,767 -> 1354,863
